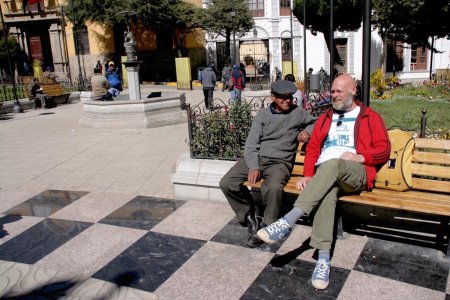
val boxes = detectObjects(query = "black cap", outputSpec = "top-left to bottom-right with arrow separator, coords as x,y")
271,80 -> 297,95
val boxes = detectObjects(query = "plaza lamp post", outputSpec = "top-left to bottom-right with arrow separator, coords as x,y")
329,0 -> 334,86
303,0 -> 307,96
0,3 -> 23,113
361,0 -> 371,106
230,11 -> 237,65
290,0 -> 294,76
253,28 -> 257,79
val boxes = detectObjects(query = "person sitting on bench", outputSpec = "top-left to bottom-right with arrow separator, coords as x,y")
257,74 -> 391,290
219,80 -> 315,248
28,78 -> 49,108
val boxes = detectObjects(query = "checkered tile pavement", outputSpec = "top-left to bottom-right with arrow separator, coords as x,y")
0,189 -> 449,299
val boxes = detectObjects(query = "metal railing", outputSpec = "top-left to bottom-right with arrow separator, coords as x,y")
0,79 -> 27,102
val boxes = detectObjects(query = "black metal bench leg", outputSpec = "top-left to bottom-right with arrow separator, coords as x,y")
437,217 -> 450,257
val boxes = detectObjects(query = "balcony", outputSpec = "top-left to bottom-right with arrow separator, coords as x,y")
2,0 -> 59,16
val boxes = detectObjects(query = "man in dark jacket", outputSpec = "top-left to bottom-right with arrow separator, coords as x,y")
200,62 -> 217,109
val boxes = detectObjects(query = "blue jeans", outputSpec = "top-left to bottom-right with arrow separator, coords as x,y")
231,88 -> 242,104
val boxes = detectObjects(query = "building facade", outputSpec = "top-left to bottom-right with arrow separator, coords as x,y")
1,0 -> 206,83
204,0 -> 450,83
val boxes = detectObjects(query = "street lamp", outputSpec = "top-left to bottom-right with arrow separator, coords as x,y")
290,0 -> 294,76
253,28 -> 257,79
0,4 -> 23,113
230,11 -> 236,65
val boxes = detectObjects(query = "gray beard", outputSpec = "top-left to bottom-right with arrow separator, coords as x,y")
332,97 -> 353,111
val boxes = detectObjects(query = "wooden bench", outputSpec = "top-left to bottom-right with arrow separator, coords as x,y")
25,82 -> 70,108
244,138 -> 450,254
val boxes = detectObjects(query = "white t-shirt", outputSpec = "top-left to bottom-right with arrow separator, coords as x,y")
316,106 -> 360,165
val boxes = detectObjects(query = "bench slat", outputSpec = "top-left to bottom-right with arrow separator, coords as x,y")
370,188 -> 450,202
339,193 -> 450,216
411,163 -> 450,179
291,165 -> 304,176
415,138 -> 450,150
354,190 -> 450,208
411,178 -> 450,194
295,153 -> 305,163
412,151 -> 450,165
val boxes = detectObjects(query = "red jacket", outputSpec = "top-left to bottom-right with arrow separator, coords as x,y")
304,101 -> 391,189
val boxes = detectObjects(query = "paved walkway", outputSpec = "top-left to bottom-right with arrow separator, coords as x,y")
0,87 -> 449,299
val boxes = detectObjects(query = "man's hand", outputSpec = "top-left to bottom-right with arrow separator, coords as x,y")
297,130 -> 310,143
247,169 -> 260,184
296,176 -> 312,190
340,151 -> 365,163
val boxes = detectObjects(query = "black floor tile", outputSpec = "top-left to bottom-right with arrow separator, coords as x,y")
354,238 -> 450,292
3,190 -> 89,217
211,218 -> 284,253
241,257 -> 350,299
0,218 -> 92,264
99,196 -> 186,230
92,231 -> 205,293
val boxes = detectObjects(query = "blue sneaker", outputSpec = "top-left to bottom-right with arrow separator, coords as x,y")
311,259 -> 330,289
256,218 -> 291,244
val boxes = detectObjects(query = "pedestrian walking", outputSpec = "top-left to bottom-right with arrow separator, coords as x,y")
200,62 -> 217,109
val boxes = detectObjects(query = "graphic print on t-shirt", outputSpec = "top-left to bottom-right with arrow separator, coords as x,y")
316,106 -> 360,165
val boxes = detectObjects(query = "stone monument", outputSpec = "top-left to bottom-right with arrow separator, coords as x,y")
118,10 -> 141,100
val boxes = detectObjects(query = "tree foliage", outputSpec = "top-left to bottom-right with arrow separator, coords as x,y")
0,37 -> 27,74
64,0 -> 203,55
197,0 -> 254,61
292,0 -> 362,55
372,0 -> 450,50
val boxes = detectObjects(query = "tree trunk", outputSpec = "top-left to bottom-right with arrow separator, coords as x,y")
225,29 -> 231,63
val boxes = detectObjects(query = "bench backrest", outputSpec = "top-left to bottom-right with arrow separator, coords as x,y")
25,83 -> 64,99
292,138 -> 450,194
42,84 -> 64,97
412,138 -> 450,194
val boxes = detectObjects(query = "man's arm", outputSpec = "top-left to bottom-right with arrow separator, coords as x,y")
358,111 -> 391,166
244,113 -> 263,171
303,114 -> 326,177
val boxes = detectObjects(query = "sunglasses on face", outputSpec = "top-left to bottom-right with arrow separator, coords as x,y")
337,114 -> 345,126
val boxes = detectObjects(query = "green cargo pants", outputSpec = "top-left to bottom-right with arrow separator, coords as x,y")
295,158 -> 367,250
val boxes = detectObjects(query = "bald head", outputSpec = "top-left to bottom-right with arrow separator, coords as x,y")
331,74 -> 357,111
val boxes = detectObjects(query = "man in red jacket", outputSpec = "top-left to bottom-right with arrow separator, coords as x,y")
257,74 -> 390,290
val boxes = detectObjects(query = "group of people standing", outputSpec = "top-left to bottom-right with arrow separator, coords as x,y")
220,74 -> 391,290
200,62 -> 246,109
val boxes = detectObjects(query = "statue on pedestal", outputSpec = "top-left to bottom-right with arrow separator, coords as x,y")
124,30 -> 137,61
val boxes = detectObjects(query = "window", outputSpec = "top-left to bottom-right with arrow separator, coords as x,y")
74,26 -> 90,55
335,38 -> 347,70
386,41 -> 404,72
280,0 -> 291,16
410,45 -> 428,70
281,38 -> 291,61
247,0 -> 264,17
26,0 -> 45,12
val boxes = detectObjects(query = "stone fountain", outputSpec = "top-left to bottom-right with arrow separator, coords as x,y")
79,11 -> 186,129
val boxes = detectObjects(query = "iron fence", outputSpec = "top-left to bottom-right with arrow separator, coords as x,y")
0,80 -> 27,102
247,77 -> 271,91
384,109 -> 450,139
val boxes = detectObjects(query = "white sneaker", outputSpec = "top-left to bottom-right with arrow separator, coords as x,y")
311,259 -> 331,289
256,218 -> 291,244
